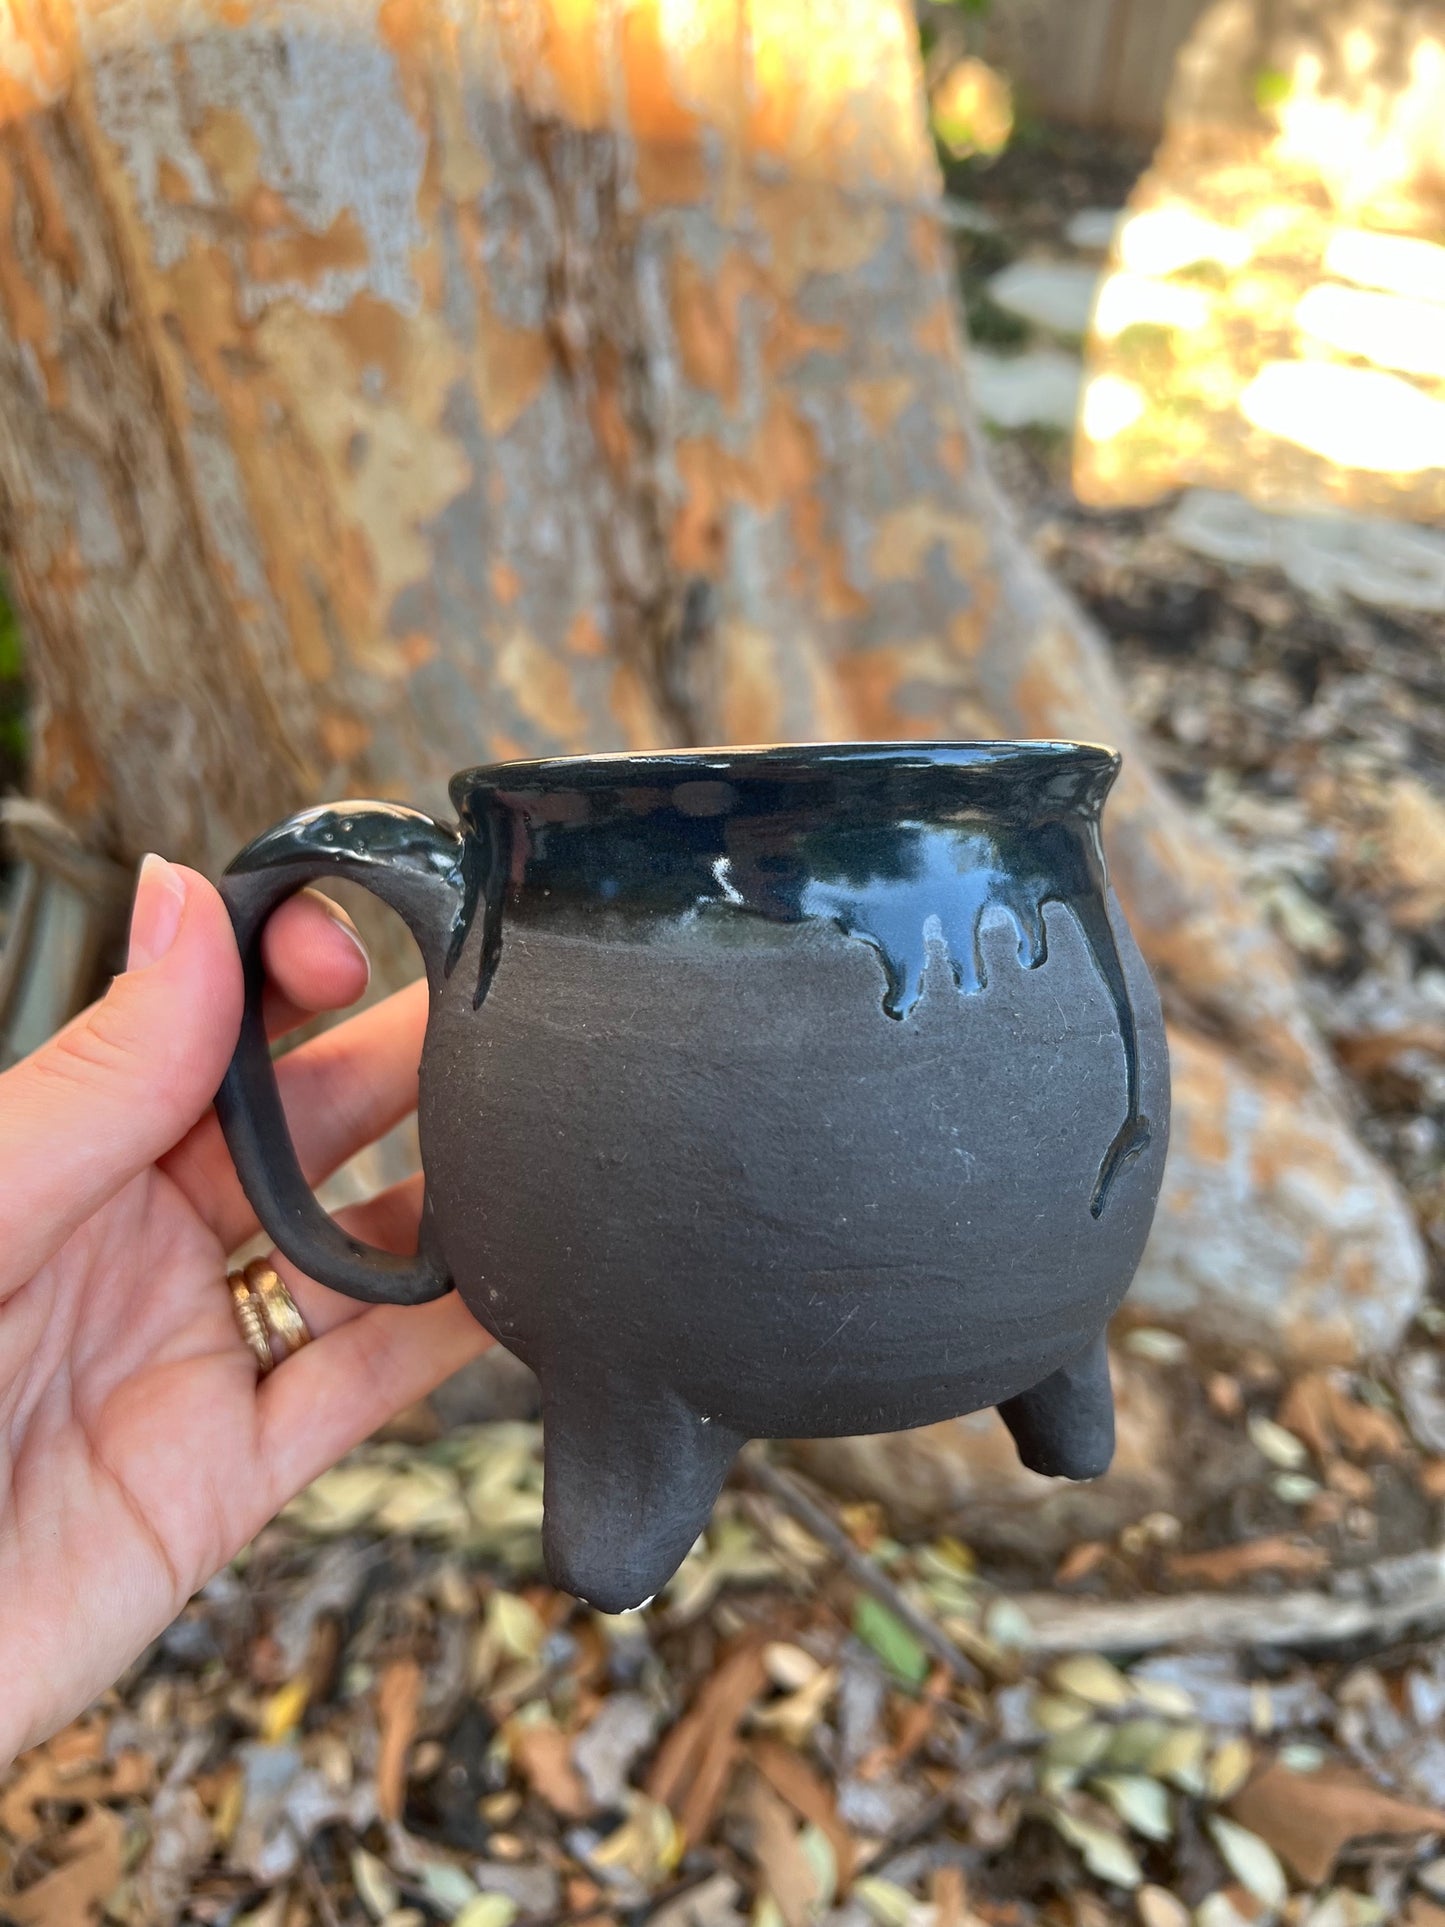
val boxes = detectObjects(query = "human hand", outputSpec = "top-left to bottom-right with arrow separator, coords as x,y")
0,857 -> 489,1761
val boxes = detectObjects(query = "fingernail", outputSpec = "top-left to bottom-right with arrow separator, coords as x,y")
310,891 -> 372,987
127,854 -> 188,971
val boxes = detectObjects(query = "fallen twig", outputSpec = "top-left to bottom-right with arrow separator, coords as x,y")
1012,1545 -> 1445,1656
741,1448 -> 982,1685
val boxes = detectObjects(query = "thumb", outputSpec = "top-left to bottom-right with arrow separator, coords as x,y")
0,856 -> 244,1290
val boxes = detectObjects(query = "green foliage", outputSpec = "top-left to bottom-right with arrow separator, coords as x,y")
1252,66 -> 1292,110
852,1595 -> 930,1686
0,582 -> 28,781
964,294 -> 1029,347
0,591 -> 21,682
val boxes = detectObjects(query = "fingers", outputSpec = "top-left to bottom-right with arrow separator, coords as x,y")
257,1293 -> 492,1506
162,980 -> 430,1251
259,890 -> 370,1038
0,860 -> 243,1294
265,1173 -> 426,1340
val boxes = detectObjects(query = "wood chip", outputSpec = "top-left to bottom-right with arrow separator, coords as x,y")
929,1865 -> 967,1927
1326,1384 -> 1407,1461
510,1720 -> 595,1820
375,1657 -> 422,1824
1055,1542 -> 1109,1588
1165,1536 -> 1330,1587
1277,1375 -> 1336,1463
1228,1758 -> 1445,1886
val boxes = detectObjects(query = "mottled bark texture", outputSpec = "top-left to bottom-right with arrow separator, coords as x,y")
0,0 -> 1424,1359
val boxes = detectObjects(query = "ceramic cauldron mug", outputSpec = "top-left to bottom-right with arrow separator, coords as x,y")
217,742 -> 1170,1610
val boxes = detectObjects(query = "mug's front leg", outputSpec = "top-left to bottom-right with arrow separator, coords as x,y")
539,1371 -> 744,1614
996,1331 -> 1115,1480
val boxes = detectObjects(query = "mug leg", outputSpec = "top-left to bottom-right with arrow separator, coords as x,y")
997,1332 -> 1115,1480
539,1373 -> 744,1614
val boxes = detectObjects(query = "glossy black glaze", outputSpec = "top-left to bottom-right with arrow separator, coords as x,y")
217,742 -> 1171,1614
453,743 -> 1151,1217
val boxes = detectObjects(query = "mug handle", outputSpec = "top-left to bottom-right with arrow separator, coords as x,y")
215,801 -> 468,1305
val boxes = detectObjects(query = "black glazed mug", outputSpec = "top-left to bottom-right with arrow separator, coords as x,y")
217,742 -> 1170,1610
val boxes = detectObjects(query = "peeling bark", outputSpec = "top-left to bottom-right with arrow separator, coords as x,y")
0,0 -> 1424,1357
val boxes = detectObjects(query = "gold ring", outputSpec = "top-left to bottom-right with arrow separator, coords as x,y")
227,1263 -> 313,1375
227,1271 -> 275,1374
244,1259 -> 313,1361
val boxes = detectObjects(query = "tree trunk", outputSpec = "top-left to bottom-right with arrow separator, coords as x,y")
0,0 -> 1424,1361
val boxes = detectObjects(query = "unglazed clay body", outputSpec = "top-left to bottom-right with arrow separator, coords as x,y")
218,743 -> 1170,1611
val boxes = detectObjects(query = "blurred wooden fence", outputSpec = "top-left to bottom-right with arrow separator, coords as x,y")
984,0 -> 1210,136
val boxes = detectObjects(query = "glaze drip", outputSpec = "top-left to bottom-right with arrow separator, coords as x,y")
453,744 -> 1152,1219
792,822 -> 1150,1218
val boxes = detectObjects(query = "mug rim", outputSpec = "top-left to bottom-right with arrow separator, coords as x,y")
450,738 -> 1119,805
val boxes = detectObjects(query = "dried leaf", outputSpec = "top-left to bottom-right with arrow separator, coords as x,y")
4,1806 -> 126,1926
1050,1653 -> 1133,1707
0,1725 -> 140,1844
929,1864 -> 967,1927
743,1775 -> 824,1927
454,1899 -> 521,1927
763,1644 -> 822,1693
1165,1536 -> 1329,1586
1049,1806 -> 1143,1889
1103,1719 -> 1172,1772
510,1718 -> 595,1820
376,1463 -> 471,1536
1090,1773 -> 1172,1841
1043,1720 -> 1114,1778
1206,1814 -> 1288,1907
1228,1758 -> 1445,1885
136,1781 -> 215,1927
1121,1327 -> 1188,1363
257,1676 -> 308,1746
1031,1692 -> 1092,1734
1380,775 -> 1445,927
1055,1542 -> 1109,1587
852,1598 -> 928,1687
751,1736 -> 856,1886
589,1793 -> 681,1887
1247,1414 -> 1309,1469
1207,1737 -> 1255,1801
286,1463 -> 398,1534
648,1872 -> 746,1927
352,1845 -> 400,1921
1327,1381 -> 1407,1460
855,1875 -> 926,1927
573,1692 -> 659,1810
1136,1885 -> 1190,1927
420,1860 -> 482,1914
487,1591 -> 546,1663
798,1825 -> 836,1912
1149,1724 -> 1208,1794
1277,1375 -> 1336,1463
1132,1679 -> 1196,1719
983,1598 -> 1034,1650
646,1641 -> 768,1849
750,1667 -> 838,1746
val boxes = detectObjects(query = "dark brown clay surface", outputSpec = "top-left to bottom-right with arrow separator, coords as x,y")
217,743 -> 1170,1612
